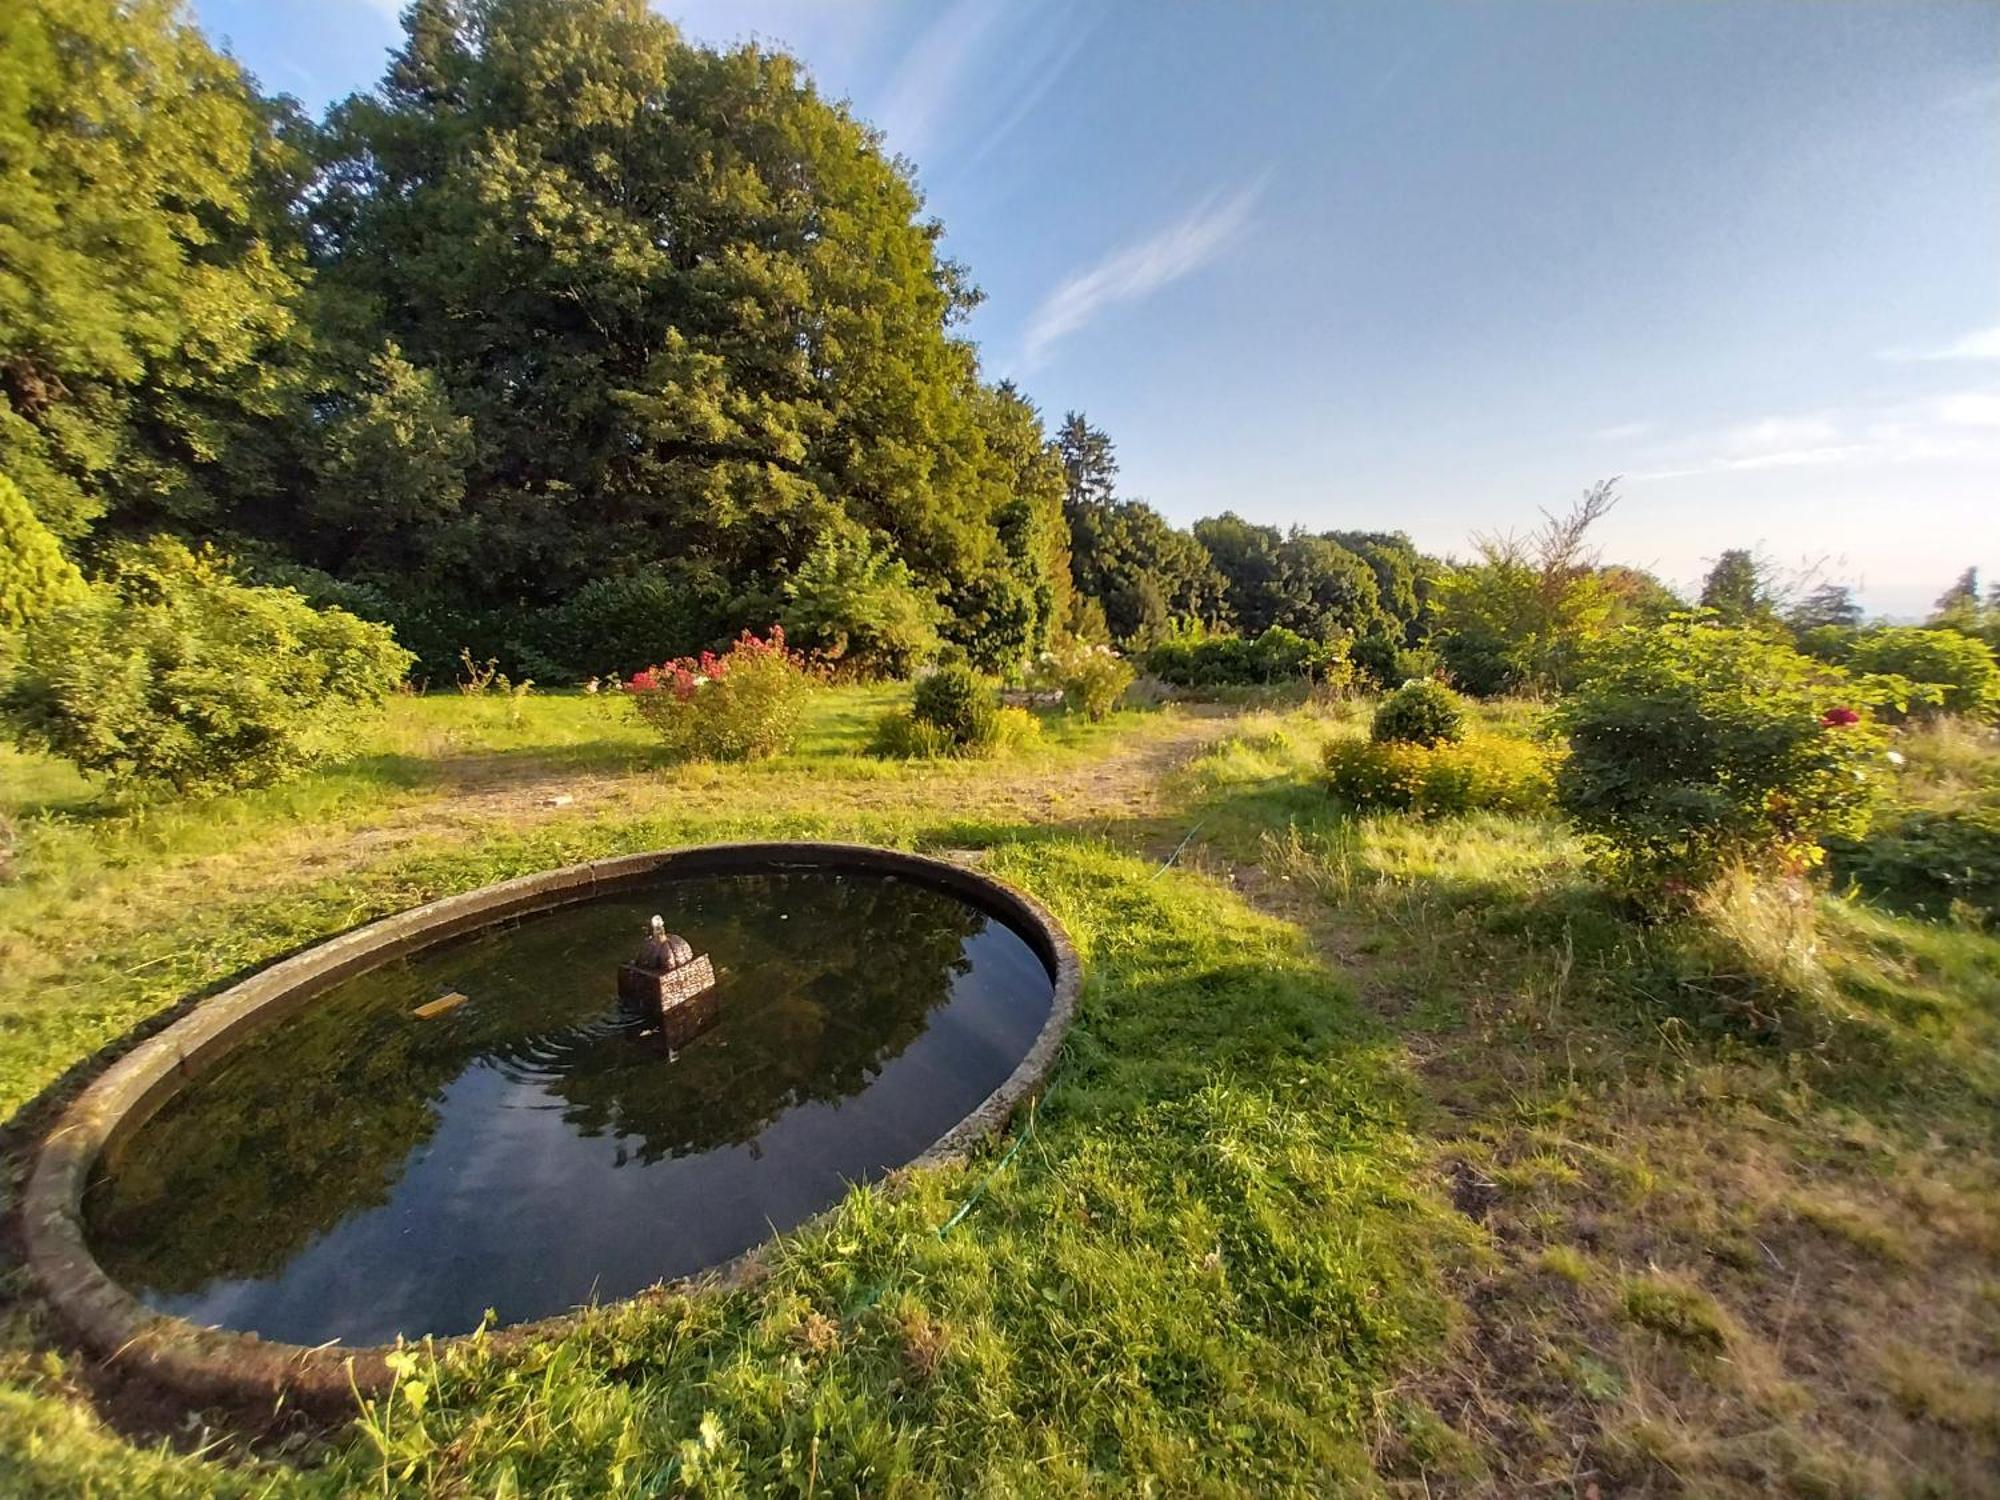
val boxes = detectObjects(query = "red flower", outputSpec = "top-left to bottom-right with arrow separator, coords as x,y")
1821,706 -> 1860,727
628,669 -> 657,693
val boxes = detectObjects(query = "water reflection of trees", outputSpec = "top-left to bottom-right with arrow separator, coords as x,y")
541,874 -> 985,1162
88,874 -> 990,1295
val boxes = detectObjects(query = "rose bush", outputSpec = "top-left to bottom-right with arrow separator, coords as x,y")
624,627 -> 813,761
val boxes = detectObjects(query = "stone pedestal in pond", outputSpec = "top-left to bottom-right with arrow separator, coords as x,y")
619,916 -> 719,1047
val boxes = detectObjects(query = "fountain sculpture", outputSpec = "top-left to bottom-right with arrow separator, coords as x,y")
619,915 -> 719,1046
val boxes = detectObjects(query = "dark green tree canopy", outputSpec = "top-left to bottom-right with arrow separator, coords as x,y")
1698,548 -> 1773,624
293,0 -> 1061,664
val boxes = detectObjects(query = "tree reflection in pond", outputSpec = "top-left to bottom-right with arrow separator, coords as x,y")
87,871 -> 1053,1345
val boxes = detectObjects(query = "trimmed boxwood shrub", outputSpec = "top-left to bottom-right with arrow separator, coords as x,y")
1370,679 -> 1465,746
912,664 -> 998,746
874,665 -> 1037,758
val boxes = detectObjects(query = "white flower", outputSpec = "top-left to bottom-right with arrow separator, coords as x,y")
1885,750 -> 1906,767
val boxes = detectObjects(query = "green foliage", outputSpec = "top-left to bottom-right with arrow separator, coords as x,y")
1067,497 -> 1226,648
0,475 -> 86,670
512,568 -> 732,684
871,701 -> 1039,759
1034,641 -> 1135,722
0,538 -> 410,792
624,629 -> 813,762
1698,548 -> 1774,624
302,342 -> 473,576
909,664 -> 998,749
1324,732 -> 1555,817
1829,805 -> 2000,921
1370,680 -> 1466,747
0,0 -> 309,539
1844,627 -> 2000,722
1194,514 -> 1391,643
1433,482 -> 1622,694
1349,630 -> 1439,691
1553,617 -> 1886,892
779,527 -> 943,679
300,0 -> 1062,662
1145,626 -> 1346,688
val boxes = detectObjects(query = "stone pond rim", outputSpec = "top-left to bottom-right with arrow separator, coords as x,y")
20,841 -> 1081,1411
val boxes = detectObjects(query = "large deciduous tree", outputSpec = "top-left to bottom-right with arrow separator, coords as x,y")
0,0 -> 310,540
297,0 -> 1064,668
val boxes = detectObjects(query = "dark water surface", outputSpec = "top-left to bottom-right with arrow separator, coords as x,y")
87,870 -> 1054,1345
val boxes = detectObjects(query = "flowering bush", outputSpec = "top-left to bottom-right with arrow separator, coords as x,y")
624,627 -> 813,761
1370,679 -> 1466,747
1033,641 -> 1135,722
1553,618 -> 1886,896
1324,732 -> 1556,817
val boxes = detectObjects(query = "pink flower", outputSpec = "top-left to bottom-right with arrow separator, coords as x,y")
1821,706 -> 1860,727
629,669 -> 657,693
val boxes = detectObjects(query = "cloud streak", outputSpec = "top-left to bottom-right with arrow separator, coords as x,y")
873,0 -> 1009,163
1629,390 -> 2000,481
1880,324 -> 2000,362
1019,176 -> 1268,367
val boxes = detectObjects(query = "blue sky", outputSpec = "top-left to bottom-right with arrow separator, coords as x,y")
197,0 -> 1999,616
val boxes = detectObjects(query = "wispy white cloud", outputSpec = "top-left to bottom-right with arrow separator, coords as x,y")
1630,391 -> 2000,481
1879,324 -> 2000,362
953,20 -> 1094,176
1019,176 -> 1268,367
873,0 -> 1009,162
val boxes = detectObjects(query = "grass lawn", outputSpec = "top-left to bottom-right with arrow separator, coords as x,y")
0,690 -> 1995,1496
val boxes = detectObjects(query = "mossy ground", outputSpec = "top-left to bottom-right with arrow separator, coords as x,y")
1,690 -> 1995,1496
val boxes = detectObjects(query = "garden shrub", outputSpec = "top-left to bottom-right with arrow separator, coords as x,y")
1826,805 -> 2000,920
1324,732 -> 1555,816
871,665 -> 1041,758
779,529 -> 942,679
871,702 -> 1039,759
0,475 -> 86,674
1350,631 -> 1440,691
518,568 -> 732,683
0,538 -> 412,793
1033,641 -> 1135,721
1843,627 -> 2000,722
1553,618 -> 1885,894
911,664 -> 998,747
1145,626 -> 1346,688
1370,679 -> 1465,747
624,627 -> 813,761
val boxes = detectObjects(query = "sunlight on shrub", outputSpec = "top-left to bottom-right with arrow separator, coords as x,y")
1554,617 -> 1886,898
1,538 -> 411,794
624,627 -> 814,761
1324,732 -> 1555,817
1370,679 -> 1466,747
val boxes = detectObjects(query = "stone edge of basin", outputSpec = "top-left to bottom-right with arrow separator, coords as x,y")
19,841 -> 1081,1413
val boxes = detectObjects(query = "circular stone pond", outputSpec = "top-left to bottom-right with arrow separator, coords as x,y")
24,844 -> 1077,1404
